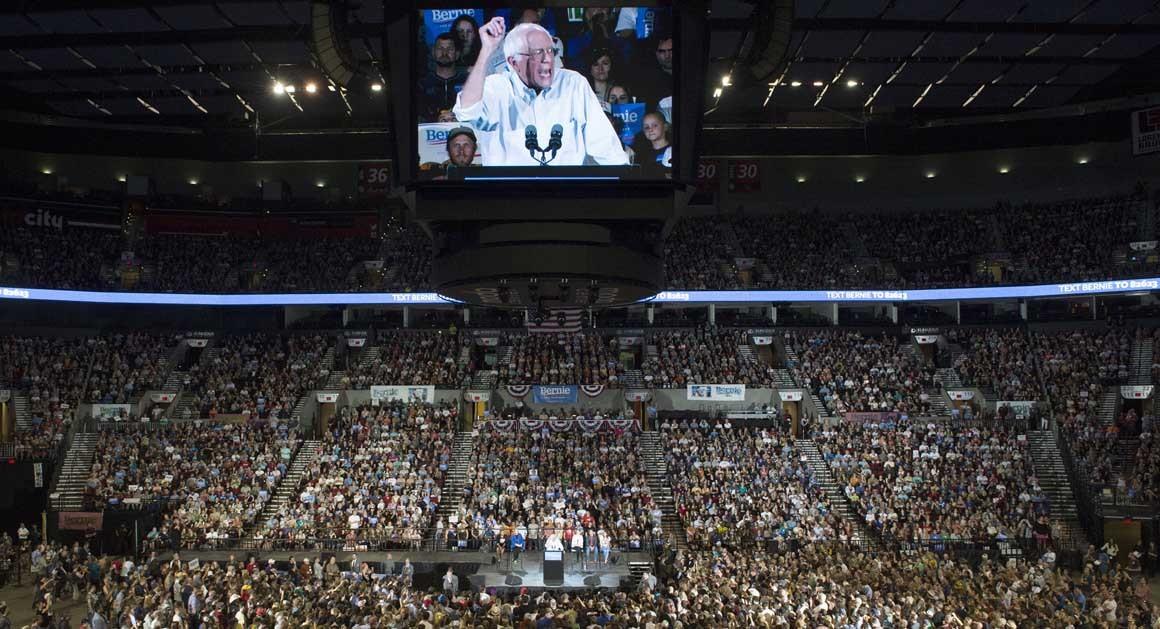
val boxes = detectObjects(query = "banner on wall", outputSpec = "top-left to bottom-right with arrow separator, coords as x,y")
778,391 -> 803,402
92,404 -> 132,419
506,385 -> 531,398
845,411 -> 900,423
464,391 -> 490,402
476,337 -> 499,347
947,390 -> 975,401
914,335 -> 939,344
752,336 -> 773,345
625,390 -> 652,402
1121,386 -> 1154,399
370,385 -> 435,404
687,384 -> 746,402
695,159 -> 719,195
150,393 -> 176,404
58,512 -> 103,531
735,257 -> 757,270
1131,105 -> 1160,155
532,386 -> 578,405
1129,241 -> 1158,252
357,162 -> 392,198
347,338 -> 367,348
998,401 -> 1036,419
316,392 -> 340,403
186,339 -> 209,348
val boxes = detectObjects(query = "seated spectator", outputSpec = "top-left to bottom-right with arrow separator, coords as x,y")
643,326 -> 774,388
497,332 -> 623,386
347,331 -> 467,389
948,328 -> 1040,401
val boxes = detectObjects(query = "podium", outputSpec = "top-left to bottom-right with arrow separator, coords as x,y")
543,550 -> 564,585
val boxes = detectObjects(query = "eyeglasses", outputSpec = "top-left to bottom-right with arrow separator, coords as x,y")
516,48 -> 557,61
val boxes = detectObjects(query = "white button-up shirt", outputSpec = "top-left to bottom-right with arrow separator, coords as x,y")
453,68 -> 628,167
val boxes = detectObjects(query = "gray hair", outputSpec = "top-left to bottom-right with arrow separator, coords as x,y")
502,22 -> 553,66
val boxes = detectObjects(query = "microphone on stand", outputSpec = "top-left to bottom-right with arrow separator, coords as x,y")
546,124 -> 563,163
525,125 -> 540,162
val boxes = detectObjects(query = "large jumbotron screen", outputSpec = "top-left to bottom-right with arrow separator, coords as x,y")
414,4 -> 675,181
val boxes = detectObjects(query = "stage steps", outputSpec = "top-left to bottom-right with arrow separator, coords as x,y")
639,430 -> 687,551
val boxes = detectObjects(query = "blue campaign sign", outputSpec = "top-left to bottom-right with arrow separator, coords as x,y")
611,102 -> 646,146
532,386 -> 578,405
422,9 -> 485,47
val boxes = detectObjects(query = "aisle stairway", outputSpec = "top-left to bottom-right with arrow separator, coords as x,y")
428,431 -> 476,548
322,346 -> 347,389
936,367 -> 963,389
1097,389 -> 1119,428
162,368 -> 186,392
250,439 -> 321,533
13,393 -> 31,432
639,431 -> 687,550
795,439 -> 873,544
772,368 -> 797,388
469,370 -> 498,389
1027,431 -> 1084,547
172,393 -> 198,420
1130,337 -> 1153,385
50,432 -> 97,511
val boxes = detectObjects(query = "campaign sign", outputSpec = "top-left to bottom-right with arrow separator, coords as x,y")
611,102 -> 646,146
422,9 -> 484,46
532,386 -> 578,405
418,123 -> 483,165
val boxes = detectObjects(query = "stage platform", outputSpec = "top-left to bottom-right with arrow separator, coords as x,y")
470,552 -> 630,592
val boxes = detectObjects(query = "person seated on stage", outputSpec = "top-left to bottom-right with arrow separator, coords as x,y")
509,527 -> 525,564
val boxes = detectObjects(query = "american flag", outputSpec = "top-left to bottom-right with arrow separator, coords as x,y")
526,308 -> 583,333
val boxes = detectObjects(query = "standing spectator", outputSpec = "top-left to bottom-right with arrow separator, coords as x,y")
442,567 -> 458,597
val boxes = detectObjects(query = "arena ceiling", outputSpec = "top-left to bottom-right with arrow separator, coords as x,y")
0,0 -> 1157,131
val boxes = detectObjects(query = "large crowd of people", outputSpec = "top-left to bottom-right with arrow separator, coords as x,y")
814,419 -> 1049,544
788,331 -> 937,415
662,422 -> 853,549
183,334 -> 331,420
449,425 -> 659,553
346,331 -> 468,390
86,333 -> 175,406
86,421 -> 299,548
1036,328 -> 1133,488
947,328 -> 1041,401
254,402 -> 456,550
643,327 -> 775,388
15,537 -> 1159,628
496,332 -> 624,387
1,335 -> 90,459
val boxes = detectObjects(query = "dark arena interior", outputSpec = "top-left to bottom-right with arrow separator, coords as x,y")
1,0 -> 1160,626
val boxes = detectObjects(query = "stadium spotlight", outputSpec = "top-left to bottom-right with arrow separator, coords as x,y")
854,175 -> 866,183
845,79 -> 859,88
41,167 -> 53,175
1076,156 -> 1090,164
273,82 -> 286,94
812,80 -> 824,87
315,181 -> 326,188
712,88 -> 723,99
796,175 -> 807,183
371,82 -> 383,92
327,84 -> 336,92
998,166 -> 1011,174
188,178 -> 199,185
116,174 -> 127,182
721,75 -> 732,87
924,171 -> 937,179
305,82 -> 318,93
789,80 -> 802,87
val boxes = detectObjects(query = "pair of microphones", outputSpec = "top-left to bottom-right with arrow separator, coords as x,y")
525,124 -> 563,166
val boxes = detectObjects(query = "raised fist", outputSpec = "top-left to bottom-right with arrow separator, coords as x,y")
479,16 -> 506,52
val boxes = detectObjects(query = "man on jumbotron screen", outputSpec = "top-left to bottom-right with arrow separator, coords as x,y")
453,18 -> 628,167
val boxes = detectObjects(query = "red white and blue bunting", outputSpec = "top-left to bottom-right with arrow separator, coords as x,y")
580,384 -> 606,397
485,418 -> 639,433
506,385 -> 532,398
